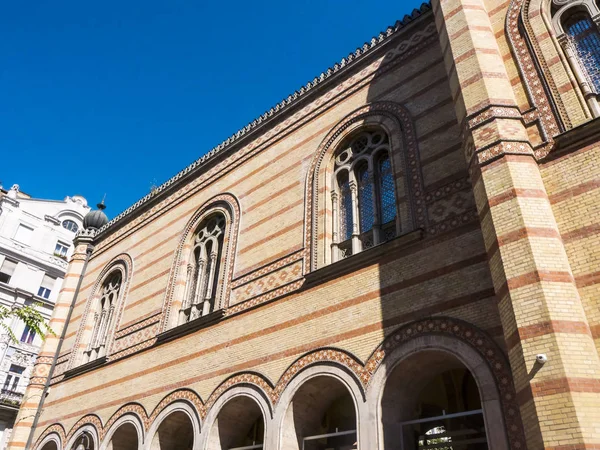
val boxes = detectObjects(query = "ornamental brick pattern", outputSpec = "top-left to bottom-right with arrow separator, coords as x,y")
11,1 -> 600,450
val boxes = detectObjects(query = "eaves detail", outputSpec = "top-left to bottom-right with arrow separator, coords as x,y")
96,3 -> 433,238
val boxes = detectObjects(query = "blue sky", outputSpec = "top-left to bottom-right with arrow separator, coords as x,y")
1,0 -> 424,218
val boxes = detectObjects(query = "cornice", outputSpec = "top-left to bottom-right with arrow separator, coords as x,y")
94,3 -> 433,242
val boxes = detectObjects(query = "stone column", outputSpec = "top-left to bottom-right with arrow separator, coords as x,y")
432,0 -> 600,448
7,232 -> 94,450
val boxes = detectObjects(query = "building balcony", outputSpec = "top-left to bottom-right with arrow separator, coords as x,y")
0,389 -> 24,408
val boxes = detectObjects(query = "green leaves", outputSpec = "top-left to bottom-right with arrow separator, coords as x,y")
0,304 -> 55,344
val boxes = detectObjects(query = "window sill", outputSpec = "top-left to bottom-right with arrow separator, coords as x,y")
63,356 -> 107,380
549,116 -> 600,159
156,309 -> 226,345
304,228 -> 424,288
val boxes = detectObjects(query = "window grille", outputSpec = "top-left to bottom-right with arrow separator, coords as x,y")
331,129 -> 397,261
565,13 -> 600,93
85,271 -> 122,362
180,214 -> 225,323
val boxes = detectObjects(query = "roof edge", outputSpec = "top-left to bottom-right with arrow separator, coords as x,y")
95,3 -> 433,239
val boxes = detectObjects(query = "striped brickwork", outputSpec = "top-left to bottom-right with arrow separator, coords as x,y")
9,240 -> 91,449
433,0 -> 600,448
10,1 -> 600,450
541,143 -> 600,356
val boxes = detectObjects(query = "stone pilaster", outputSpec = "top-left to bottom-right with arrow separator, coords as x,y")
7,231 -> 95,450
432,0 -> 600,448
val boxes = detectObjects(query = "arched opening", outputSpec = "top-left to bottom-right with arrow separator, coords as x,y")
281,376 -> 357,450
71,432 -> 96,450
106,423 -> 139,450
381,350 -> 489,450
207,395 -> 265,450
39,442 -> 58,450
150,411 -> 194,450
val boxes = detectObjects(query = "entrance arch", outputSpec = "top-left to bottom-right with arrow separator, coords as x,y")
36,434 -> 61,450
368,333 -> 511,450
146,402 -> 200,450
101,414 -> 143,450
277,366 -> 362,450
204,388 -> 269,450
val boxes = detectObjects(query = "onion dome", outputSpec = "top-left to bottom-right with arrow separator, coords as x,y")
83,200 -> 109,230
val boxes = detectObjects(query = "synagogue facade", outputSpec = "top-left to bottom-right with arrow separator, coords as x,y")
10,0 -> 600,448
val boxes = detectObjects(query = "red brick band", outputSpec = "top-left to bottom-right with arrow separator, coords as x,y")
497,269 -> 574,300
517,377 -> 600,406
505,320 -> 591,350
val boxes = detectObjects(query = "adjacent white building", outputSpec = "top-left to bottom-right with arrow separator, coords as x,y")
0,184 -> 90,449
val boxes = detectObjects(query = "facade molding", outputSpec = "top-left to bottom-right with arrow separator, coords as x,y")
68,253 -> 134,371
304,101 -> 424,271
33,317 -> 522,449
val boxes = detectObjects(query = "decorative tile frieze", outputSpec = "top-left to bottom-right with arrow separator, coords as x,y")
226,279 -> 305,316
231,250 -> 304,288
506,0 -> 562,156
230,260 -> 303,305
114,312 -> 161,340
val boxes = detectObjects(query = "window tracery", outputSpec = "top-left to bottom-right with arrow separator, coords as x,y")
552,0 -> 600,116
84,271 -> 122,363
179,213 -> 226,324
331,129 -> 398,261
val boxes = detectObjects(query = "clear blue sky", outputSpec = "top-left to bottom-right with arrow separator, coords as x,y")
1,0 -> 424,218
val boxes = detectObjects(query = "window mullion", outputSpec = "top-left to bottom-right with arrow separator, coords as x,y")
369,164 -> 380,246
331,190 -> 339,262
349,179 -> 361,254
202,250 -> 218,316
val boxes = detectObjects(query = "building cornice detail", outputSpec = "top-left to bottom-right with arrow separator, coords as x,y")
93,3 -> 433,241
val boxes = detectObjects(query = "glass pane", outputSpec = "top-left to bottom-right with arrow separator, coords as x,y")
565,13 -> 600,93
378,154 -> 397,226
14,225 -> 33,245
402,411 -> 488,450
20,326 -> 30,343
1,259 -> 17,276
338,172 -> 353,242
357,165 -> 374,233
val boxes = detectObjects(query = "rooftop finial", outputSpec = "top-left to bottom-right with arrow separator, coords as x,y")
97,194 -> 106,211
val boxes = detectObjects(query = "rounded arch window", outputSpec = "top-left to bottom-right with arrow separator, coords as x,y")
331,129 -> 398,261
62,219 -> 79,233
179,212 -> 226,324
551,0 -> 600,116
84,270 -> 123,363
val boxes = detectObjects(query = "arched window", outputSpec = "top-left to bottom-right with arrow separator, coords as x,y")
85,271 -> 122,363
564,12 -> 600,92
331,129 -> 397,261
179,213 -> 226,324
552,0 -> 600,115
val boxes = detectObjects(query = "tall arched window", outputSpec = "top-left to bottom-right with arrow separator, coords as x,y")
179,213 -> 226,324
331,129 -> 397,261
565,12 -> 600,92
85,271 -> 122,363
552,0 -> 600,116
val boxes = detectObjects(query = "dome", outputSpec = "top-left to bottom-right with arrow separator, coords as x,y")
83,202 -> 109,230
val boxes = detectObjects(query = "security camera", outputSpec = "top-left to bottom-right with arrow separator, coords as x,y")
536,354 -> 547,364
